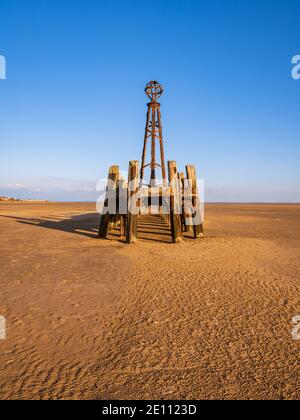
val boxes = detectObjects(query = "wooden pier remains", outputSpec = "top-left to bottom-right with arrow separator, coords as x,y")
99,81 -> 204,244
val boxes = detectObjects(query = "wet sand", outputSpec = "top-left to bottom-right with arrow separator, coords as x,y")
0,203 -> 299,400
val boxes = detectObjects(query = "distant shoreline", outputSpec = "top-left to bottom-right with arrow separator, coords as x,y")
0,199 -> 50,203
0,200 -> 299,205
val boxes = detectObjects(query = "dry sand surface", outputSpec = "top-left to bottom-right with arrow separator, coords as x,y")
0,202 -> 299,400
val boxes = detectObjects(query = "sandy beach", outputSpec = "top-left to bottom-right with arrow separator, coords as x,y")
0,202 -> 299,400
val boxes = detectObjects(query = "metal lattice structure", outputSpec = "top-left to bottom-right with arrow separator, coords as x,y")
99,81 -> 204,244
140,81 -> 167,187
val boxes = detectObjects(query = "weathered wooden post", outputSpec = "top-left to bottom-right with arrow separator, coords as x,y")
186,165 -> 204,238
118,178 -> 127,241
168,161 -> 183,243
177,171 -> 188,233
182,176 -> 193,233
126,161 -> 139,244
99,165 -> 119,238
119,215 -> 126,240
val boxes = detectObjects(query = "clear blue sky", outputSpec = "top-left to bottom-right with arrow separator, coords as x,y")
0,0 -> 299,202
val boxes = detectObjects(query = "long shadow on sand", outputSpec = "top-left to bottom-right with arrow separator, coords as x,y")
1,213 -> 100,239
1,213 -> 194,243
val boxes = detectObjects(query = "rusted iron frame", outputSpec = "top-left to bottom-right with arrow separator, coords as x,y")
140,82 -> 167,189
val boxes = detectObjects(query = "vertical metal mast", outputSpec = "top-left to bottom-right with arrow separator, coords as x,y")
140,81 -> 167,187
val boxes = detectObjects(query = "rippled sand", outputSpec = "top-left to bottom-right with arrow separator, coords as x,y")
0,203 -> 299,400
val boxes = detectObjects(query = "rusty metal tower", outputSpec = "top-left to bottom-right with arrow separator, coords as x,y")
140,81 -> 167,187
99,80 -> 204,243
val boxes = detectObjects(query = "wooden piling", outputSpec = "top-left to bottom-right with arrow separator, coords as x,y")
177,172 -> 187,233
126,161 -> 139,244
182,176 -> 193,233
186,165 -> 204,238
99,166 -> 120,238
168,161 -> 183,243
118,177 -> 127,241
120,215 -> 126,240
